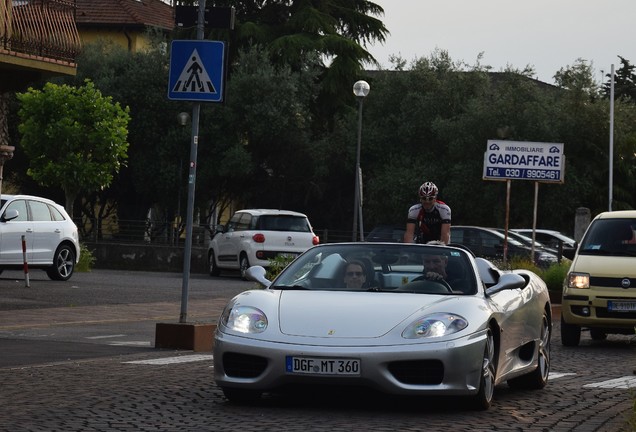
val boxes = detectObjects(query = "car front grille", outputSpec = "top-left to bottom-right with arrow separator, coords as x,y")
591,276 -> 636,289
222,352 -> 268,378
387,360 -> 444,385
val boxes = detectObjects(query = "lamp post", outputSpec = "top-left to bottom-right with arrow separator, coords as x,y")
352,80 -> 370,242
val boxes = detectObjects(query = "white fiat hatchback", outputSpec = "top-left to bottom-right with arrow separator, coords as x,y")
0,194 -> 80,281
208,209 -> 319,279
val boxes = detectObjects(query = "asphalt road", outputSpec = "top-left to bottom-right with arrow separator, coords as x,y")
0,269 -> 635,431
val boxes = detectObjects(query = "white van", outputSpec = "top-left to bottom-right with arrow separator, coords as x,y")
561,210 -> 636,346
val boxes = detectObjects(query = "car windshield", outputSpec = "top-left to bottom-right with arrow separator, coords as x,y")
579,218 -> 636,256
271,243 -> 478,295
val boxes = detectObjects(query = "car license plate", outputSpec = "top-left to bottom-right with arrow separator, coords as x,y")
279,253 -> 299,259
286,356 -> 360,376
607,301 -> 636,312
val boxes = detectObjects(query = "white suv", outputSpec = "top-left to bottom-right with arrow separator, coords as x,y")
0,194 -> 80,281
208,209 -> 319,278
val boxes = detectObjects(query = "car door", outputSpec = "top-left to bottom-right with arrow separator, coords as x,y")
0,199 -> 33,264
28,199 -> 61,264
215,212 -> 247,268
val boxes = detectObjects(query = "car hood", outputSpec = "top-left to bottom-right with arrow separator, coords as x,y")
573,254 -> 636,278
277,290 -> 458,338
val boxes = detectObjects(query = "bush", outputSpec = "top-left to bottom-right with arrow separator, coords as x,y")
495,257 -> 570,294
265,255 -> 295,280
540,260 -> 570,292
76,244 -> 96,272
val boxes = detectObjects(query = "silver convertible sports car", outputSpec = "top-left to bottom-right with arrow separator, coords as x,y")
213,242 -> 551,409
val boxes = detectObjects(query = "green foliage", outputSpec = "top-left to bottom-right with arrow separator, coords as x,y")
265,255 -> 296,281
497,257 -> 570,293
540,260 -> 571,292
205,0 -> 388,111
12,34 -> 636,238
76,244 -> 96,272
16,80 -> 130,214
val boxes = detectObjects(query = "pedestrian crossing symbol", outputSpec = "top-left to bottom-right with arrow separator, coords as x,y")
168,40 -> 225,102
172,49 -> 216,93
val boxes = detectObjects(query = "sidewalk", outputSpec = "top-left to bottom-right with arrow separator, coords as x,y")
0,298 -> 228,331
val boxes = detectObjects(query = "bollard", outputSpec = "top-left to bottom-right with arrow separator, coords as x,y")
21,235 -> 30,288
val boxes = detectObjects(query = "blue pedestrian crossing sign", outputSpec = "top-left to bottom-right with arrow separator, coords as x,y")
168,40 -> 225,102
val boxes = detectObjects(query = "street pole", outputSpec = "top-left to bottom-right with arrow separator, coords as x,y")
351,80 -> 369,242
179,0 -> 205,323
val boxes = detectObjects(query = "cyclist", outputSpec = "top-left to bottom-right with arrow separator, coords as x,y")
403,182 -> 451,244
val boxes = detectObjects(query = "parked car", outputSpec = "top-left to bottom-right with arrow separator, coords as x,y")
560,210 -> 636,346
512,229 -> 577,260
492,228 -> 560,257
365,224 -> 405,242
0,194 -> 80,281
450,226 -> 558,267
214,242 -> 551,409
208,209 -> 319,279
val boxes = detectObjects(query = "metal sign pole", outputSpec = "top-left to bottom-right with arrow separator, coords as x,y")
179,0 -> 205,324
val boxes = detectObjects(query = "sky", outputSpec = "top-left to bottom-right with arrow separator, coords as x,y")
366,0 -> 635,84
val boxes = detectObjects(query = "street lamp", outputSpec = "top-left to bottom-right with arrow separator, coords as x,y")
352,80 -> 370,241
177,111 -> 190,127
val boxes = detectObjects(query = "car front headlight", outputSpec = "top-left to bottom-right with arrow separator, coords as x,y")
220,302 -> 268,334
567,272 -> 590,289
402,313 -> 468,339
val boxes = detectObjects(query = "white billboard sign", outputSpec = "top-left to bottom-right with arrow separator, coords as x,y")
483,140 -> 565,183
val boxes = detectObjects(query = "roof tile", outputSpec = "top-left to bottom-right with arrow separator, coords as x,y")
76,0 -> 174,30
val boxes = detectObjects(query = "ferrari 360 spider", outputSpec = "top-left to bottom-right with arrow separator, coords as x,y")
213,242 -> 551,409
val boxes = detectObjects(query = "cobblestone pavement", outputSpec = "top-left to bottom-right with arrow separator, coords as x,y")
0,271 -> 635,432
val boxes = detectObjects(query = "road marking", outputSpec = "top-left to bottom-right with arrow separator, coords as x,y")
583,376 -> 636,389
123,354 -> 214,365
86,334 -> 126,339
549,372 -> 576,379
109,341 -> 152,347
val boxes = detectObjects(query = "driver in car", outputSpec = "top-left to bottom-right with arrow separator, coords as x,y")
422,254 -> 448,282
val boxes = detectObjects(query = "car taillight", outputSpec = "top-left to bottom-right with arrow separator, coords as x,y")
313,235 -> 320,245
252,233 -> 265,243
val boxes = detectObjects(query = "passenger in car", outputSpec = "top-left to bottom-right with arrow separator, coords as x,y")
343,260 -> 367,289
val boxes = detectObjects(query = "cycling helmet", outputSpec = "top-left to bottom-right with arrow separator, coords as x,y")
418,182 -> 438,198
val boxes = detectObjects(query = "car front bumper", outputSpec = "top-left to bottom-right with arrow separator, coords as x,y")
213,330 -> 487,396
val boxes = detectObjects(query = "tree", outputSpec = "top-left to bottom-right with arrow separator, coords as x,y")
602,56 -> 636,102
203,0 -> 388,118
16,80 -> 130,216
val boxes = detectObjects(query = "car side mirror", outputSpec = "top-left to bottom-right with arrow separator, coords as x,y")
485,273 -> 526,296
1,209 -> 19,222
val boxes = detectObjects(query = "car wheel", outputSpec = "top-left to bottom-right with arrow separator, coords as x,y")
208,251 -> 220,276
590,329 -> 607,340
560,315 -> 581,346
46,244 -> 75,281
221,387 -> 261,404
470,327 -> 496,410
239,254 -> 250,280
507,312 -> 551,389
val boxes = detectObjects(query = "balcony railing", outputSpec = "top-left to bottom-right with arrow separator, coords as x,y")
0,0 -> 80,63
